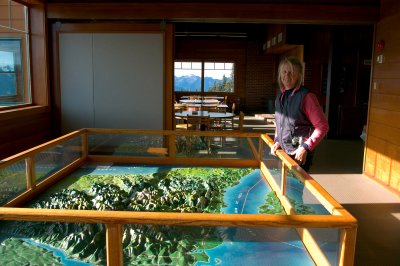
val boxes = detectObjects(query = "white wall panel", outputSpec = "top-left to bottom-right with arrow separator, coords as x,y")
59,32 -> 164,133
93,33 -> 163,129
59,33 -> 94,133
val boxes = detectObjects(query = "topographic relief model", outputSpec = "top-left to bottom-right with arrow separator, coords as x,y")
0,164 -> 316,266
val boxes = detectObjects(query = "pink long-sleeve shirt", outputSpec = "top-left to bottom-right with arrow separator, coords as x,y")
275,86 -> 329,151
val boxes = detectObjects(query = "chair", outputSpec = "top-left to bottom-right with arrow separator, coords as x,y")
225,102 -> 236,129
175,104 -> 190,130
231,102 -> 236,114
209,108 -> 228,130
237,111 -> 244,131
204,106 -> 219,112
175,118 -> 195,130
225,111 -> 244,131
185,115 -> 212,154
186,115 -> 211,131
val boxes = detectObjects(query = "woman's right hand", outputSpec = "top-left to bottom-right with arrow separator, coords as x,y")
271,142 -> 280,156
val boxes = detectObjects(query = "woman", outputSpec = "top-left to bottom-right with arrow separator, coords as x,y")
271,56 -> 329,172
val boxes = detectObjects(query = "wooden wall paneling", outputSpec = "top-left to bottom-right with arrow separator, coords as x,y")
368,122 -> 400,146
0,112 -> 50,141
245,40 -> 275,111
0,108 -> 51,159
388,145 -> 400,191
375,149 -> 392,184
175,39 -> 246,58
365,145 -> 377,177
373,61 -> 400,78
365,136 -> 383,182
50,21 -> 62,134
366,0 -> 400,192
373,78 -> 400,95
369,93 -> 400,112
30,2 -> 49,105
369,107 -> 400,127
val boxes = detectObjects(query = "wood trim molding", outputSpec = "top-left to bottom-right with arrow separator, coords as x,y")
163,24 -> 174,130
29,2 -> 50,106
47,3 -> 379,24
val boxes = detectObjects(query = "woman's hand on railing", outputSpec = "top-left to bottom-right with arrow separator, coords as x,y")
271,142 -> 280,156
290,146 -> 307,165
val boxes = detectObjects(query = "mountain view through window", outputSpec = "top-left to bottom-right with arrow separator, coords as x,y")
174,61 -> 234,93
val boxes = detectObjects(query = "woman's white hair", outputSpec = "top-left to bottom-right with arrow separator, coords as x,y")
277,56 -> 304,88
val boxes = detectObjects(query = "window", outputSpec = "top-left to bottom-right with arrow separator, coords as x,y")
174,61 -> 234,93
0,1 -> 30,108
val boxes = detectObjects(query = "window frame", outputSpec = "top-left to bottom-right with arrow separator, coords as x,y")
0,0 -> 32,110
174,60 -> 235,95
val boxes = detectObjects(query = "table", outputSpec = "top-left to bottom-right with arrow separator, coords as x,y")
175,111 -> 235,130
175,110 -> 235,119
179,99 -> 220,104
177,100 -> 228,111
180,96 -> 225,100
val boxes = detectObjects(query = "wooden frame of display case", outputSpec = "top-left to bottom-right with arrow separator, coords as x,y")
0,129 -> 356,266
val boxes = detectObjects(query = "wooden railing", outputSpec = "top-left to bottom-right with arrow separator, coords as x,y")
260,134 -> 357,266
0,129 -> 356,266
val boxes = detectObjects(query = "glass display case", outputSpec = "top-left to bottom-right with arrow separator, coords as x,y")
0,129 -> 356,265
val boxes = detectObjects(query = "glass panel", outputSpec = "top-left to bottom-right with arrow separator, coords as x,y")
174,61 -> 202,92
0,0 -> 30,107
35,136 -> 82,182
204,61 -> 234,93
261,141 -> 282,188
0,220 -> 105,265
0,39 -> 26,105
88,133 -> 167,157
175,135 -> 255,159
0,159 -> 26,205
308,228 -> 341,265
285,169 -> 330,215
122,225 -> 315,266
0,72 -> 17,96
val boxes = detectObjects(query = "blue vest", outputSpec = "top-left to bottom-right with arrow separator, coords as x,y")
275,86 -> 314,154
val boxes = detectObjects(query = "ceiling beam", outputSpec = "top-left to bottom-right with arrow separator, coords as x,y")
47,3 -> 379,24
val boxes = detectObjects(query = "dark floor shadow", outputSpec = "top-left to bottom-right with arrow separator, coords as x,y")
343,203 -> 400,266
310,139 -> 365,174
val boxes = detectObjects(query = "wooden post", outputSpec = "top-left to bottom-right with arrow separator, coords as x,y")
281,164 -> 287,196
247,137 -> 259,160
81,133 -> 88,159
25,157 -> 36,190
338,227 -> 357,266
297,227 -> 331,266
106,223 -> 123,266
169,134 -> 176,158
258,135 -> 263,162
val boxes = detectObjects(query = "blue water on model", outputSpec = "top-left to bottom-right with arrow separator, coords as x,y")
195,169 -> 315,266
0,234 -> 90,266
1,165 -> 318,266
22,238 -> 91,266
